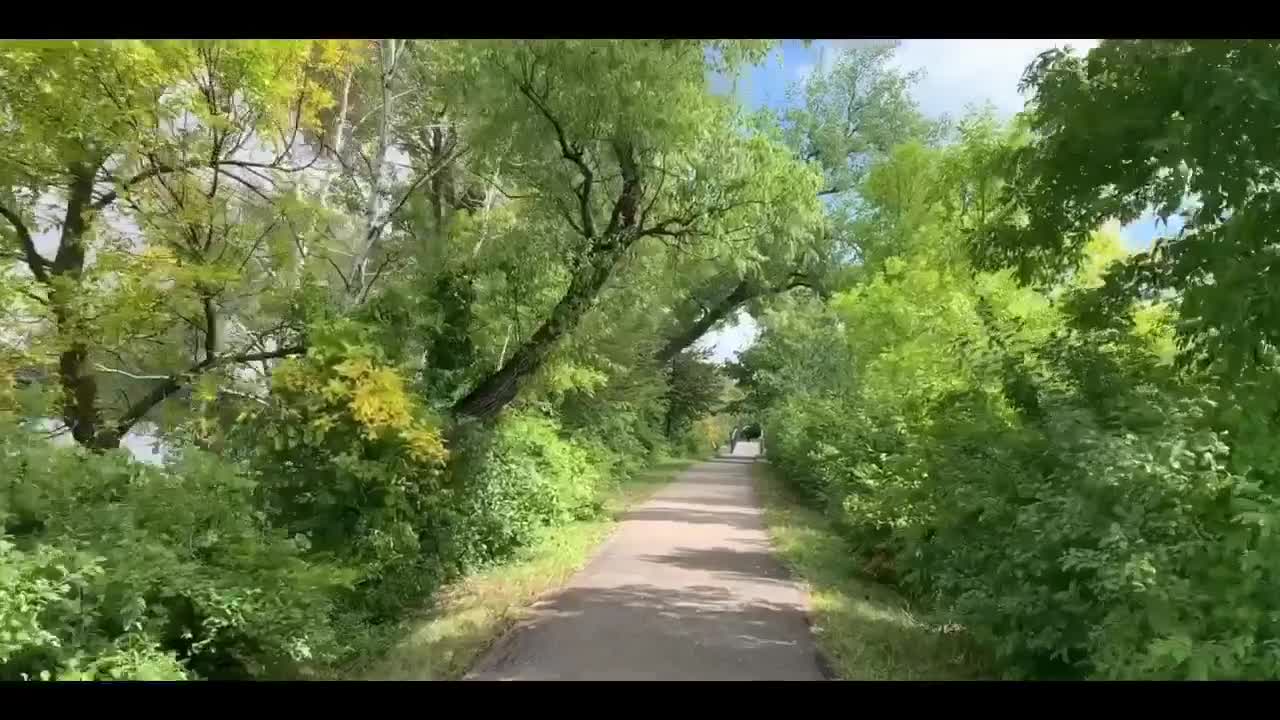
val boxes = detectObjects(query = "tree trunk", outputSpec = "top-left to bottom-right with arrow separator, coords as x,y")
317,66 -> 354,211
452,134 -> 643,422
655,273 -> 824,365
350,39 -> 398,298
426,123 -> 450,251
453,245 -> 632,421
455,221 -> 648,422
57,334 -> 106,448
50,165 -> 114,449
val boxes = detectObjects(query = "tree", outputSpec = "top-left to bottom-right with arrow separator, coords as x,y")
0,41 -> 346,448
304,40 -> 470,304
440,41 -> 818,422
0,39 -> 834,682
662,348 -> 726,439
977,40 -> 1280,370
652,44 -> 939,364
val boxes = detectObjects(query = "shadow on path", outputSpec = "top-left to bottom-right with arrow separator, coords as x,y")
620,507 -> 762,530
640,545 -> 797,586
471,583 -> 825,681
465,446 -> 825,681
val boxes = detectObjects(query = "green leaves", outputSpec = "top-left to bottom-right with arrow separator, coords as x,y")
0,414 -> 352,680
742,96 -> 1280,679
782,43 -> 938,197
663,349 -> 729,441
979,40 -> 1280,371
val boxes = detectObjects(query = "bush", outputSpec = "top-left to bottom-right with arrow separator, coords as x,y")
226,325 -> 449,622
682,414 -> 730,457
0,421 -> 350,680
888,330 -> 1280,679
752,266 -> 1280,679
1,317 -> 705,679
435,412 -> 605,569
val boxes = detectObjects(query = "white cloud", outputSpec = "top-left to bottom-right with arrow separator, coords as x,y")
830,39 -> 1098,119
901,39 -> 1098,118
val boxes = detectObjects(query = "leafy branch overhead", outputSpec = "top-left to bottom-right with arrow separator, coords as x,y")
976,40 -> 1280,371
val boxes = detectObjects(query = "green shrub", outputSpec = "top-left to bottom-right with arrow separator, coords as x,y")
0,421 -> 350,680
560,394 -> 669,482
886,382 -> 1266,677
225,326 -> 449,622
752,265 -> 1280,679
436,412 -> 605,569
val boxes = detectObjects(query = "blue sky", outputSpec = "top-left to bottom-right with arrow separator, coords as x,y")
700,39 -> 1181,362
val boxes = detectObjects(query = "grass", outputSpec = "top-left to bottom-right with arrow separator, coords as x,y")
753,461 -> 990,680
356,455 -> 701,680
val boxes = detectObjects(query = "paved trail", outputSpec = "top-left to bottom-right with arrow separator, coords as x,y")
466,442 -> 827,681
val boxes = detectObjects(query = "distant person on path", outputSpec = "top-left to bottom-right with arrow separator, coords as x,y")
728,426 -> 739,454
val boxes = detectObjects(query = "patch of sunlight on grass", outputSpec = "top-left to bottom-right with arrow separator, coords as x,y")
753,462 -> 990,681
359,455 -> 701,680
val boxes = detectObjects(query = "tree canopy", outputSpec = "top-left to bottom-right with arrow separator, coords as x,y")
977,40 -> 1280,371
6,38 -> 1280,682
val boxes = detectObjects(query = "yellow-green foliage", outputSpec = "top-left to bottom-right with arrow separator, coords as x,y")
234,324 -> 449,614
745,111 -> 1280,679
273,351 -> 447,465
0,39 -> 824,681
752,225 -> 1280,680
690,415 -> 731,455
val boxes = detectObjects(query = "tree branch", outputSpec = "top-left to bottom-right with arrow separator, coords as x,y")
93,364 -> 171,381
604,139 -> 641,240
201,293 -> 220,363
214,168 -> 275,204
516,77 -> 597,238
109,344 -> 306,441
93,155 -> 318,211
218,387 -> 270,407
467,166 -> 534,200
357,252 -> 397,305
375,145 -> 473,238
451,142 -> 646,421
656,279 -> 757,363
0,202 -> 50,284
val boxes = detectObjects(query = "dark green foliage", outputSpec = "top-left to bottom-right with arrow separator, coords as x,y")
1,398 -> 676,680
0,420 -> 350,680
748,62 -> 1280,675
756,287 -> 1280,678
979,40 -> 1280,372
434,412 -> 604,568
0,39 -> 777,681
750,237 -> 1280,679
662,349 -> 727,441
